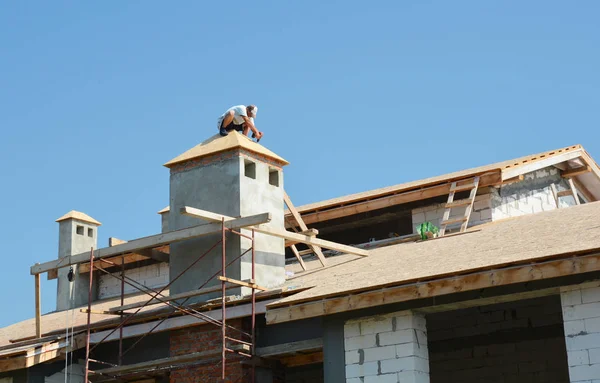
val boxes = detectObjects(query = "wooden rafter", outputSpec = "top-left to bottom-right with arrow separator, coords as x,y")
284,192 -> 327,269
180,207 -> 369,257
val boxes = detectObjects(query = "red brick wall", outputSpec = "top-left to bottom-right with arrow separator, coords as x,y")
170,319 -> 250,383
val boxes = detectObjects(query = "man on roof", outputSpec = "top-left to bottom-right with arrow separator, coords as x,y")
217,104 -> 263,142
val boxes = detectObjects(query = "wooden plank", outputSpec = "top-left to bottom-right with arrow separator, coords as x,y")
35,273 -> 41,338
108,237 -> 127,246
284,192 -> 310,232
79,309 -> 128,316
550,183 -> 560,207
265,252 -> 600,324
289,245 -> 307,271
460,176 -> 479,232
572,178 -> 596,202
217,276 -> 268,291
561,165 -> 592,178
93,345 -> 248,376
502,150 -> 583,180
445,198 -> 474,209
90,299 -> 278,343
181,207 -> 369,257
568,178 -> 581,205
440,216 -> 468,226
108,281 -> 249,313
287,172 -> 502,226
557,190 -> 573,198
449,182 -> 477,192
31,213 -> 272,275
256,338 -> 323,358
79,253 -> 150,274
281,351 -> 323,367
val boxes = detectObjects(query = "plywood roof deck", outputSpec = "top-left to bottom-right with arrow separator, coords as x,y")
163,131 -> 288,168
55,211 -> 101,226
291,144 -> 591,215
273,200 -> 600,308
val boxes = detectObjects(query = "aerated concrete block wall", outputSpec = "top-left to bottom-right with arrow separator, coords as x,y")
411,167 -> 579,232
427,296 -> 569,383
98,262 -> 169,299
344,311 -> 430,383
560,281 -> 600,383
491,167 -> 577,219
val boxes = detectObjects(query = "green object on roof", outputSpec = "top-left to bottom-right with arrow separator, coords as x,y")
416,222 -> 439,240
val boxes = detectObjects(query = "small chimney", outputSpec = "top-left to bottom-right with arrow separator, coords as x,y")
55,210 -> 101,311
158,206 -> 170,233
163,132 -> 289,302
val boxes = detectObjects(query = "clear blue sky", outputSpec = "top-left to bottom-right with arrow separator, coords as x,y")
1,1 -> 599,328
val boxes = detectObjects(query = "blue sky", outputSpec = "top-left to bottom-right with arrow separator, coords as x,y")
0,1 -> 599,327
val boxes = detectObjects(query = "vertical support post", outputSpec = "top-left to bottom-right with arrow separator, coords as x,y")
251,229 -> 256,383
221,219 -> 227,381
35,271 -> 41,338
84,247 -> 95,383
119,254 -> 125,365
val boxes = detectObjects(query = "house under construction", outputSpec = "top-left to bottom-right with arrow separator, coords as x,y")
1,133 -> 600,383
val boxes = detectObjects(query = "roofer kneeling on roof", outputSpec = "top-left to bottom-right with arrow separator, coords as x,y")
217,104 -> 263,142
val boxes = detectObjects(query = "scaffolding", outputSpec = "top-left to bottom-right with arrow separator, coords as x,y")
82,220 -> 260,383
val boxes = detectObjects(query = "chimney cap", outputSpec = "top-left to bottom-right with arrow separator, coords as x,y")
56,210 -> 102,226
163,131 -> 289,168
158,206 -> 170,214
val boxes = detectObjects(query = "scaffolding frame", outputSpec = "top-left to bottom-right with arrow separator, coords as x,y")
83,220 -> 259,383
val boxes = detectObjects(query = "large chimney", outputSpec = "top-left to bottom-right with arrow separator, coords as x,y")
56,210 -> 100,310
163,132 -> 288,301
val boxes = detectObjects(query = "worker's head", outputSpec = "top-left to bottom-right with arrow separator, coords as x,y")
247,105 -> 258,118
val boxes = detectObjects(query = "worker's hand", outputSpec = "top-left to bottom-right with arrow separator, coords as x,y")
255,131 -> 263,142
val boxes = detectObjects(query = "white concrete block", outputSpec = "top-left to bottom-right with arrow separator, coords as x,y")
346,361 -> 379,378
346,378 -> 362,383
566,332 -> 600,351
397,370 -> 429,383
569,363 -> 600,382
479,208 -> 492,221
381,357 -> 429,374
582,287 -> 600,304
361,317 -> 394,335
562,290 -> 583,306
363,345 -> 397,362
585,317 -> 600,333
394,314 -> 426,332
345,322 -> 361,338
564,302 -> 600,321
364,374 -> 398,383
412,212 -> 425,226
346,334 -> 378,351
568,350 -> 590,367
396,343 -> 429,359
345,350 -> 361,365
589,348 -> 600,364
564,320 -> 586,336
379,329 -> 415,346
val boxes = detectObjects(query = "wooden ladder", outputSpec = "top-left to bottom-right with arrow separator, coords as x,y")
284,192 -> 327,270
551,179 -> 581,208
439,176 -> 480,236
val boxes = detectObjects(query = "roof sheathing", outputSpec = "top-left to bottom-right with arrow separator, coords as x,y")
293,144 -> 585,215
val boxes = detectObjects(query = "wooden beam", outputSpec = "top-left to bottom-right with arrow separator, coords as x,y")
31,213 -> 272,275
281,351 -> 323,367
108,281 -> 252,313
289,245 -> 307,271
93,345 -> 249,377
217,276 -> 268,291
256,338 -> 323,358
78,253 -> 150,275
572,178 -> 596,202
288,172 -> 502,226
79,309 -> 129,316
35,273 -> 41,338
502,150 -> 583,180
265,252 -> 600,324
562,165 -> 592,178
108,237 -> 127,246
181,207 -> 369,257
90,299 -> 278,343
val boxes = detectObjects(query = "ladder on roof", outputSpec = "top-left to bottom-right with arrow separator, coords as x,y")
284,192 -> 327,270
551,179 -> 581,208
439,176 -> 480,236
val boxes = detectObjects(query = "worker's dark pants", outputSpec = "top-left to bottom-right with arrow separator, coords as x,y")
219,121 -> 244,136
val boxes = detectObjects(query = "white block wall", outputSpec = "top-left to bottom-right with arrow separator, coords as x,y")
412,194 -> 492,234
344,311 -> 430,383
560,281 -> 600,383
492,167 -> 577,220
98,262 -> 169,299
